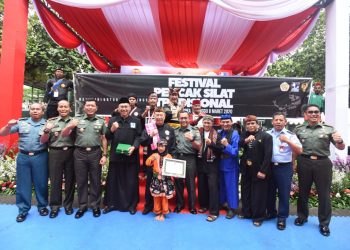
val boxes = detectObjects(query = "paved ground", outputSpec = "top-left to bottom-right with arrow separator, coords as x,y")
1,194 -> 349,216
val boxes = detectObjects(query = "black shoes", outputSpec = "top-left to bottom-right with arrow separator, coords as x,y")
277,220 -> 286,230
294,217 -> 308,226
129,208 -> 137,215
39,208 -> 49,216
226,209 -> 235,219
173,206 -> 184,213
102,206 -> 116,214
190,209 -> 197,215
49,209 -> 59,218
65,208 -> 74,215
142,207 -> 153,215
92,208 -> 101,217
319,225 -> 330,237
16,213 -> 27,223
75,209 -> 86,219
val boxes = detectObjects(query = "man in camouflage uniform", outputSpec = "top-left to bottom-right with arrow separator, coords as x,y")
40,100 -> 75,218
62,99 -> 108,219
294,104 -> 345,236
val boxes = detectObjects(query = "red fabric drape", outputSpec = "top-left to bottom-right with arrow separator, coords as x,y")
157,0 -> 209,68
48,0 -> 140,69
222,7 -> 318,74
34,0 -> 81,49
84,44 -> 112,72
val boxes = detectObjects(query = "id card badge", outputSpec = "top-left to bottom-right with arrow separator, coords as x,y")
53,90 -> 59,97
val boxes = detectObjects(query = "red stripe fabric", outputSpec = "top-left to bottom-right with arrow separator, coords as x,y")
274,10 -> 318,53
34,0 -> 81,49
157,0 -> 209,68
222,7 -> 318,75
48,0 -> 140,71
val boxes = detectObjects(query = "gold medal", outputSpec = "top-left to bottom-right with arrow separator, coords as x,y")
60,84 -> 66,88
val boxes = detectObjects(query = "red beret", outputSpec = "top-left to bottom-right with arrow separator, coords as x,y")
192,99 -> 201,105
313,82 -> 322,87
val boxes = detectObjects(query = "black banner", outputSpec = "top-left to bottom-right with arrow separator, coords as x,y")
74,74 -> 311,118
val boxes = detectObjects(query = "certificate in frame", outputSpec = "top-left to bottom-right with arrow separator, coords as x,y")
162,158 -> 186,178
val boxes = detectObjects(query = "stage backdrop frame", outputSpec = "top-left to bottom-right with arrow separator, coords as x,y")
74,73 -> 311,118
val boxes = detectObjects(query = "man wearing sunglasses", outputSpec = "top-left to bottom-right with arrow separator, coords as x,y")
294,104 -> 345,237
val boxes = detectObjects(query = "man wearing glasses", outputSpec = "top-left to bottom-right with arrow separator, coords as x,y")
294,104 -> 345,237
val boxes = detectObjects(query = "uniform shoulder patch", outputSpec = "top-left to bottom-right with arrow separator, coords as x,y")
295,124 -> 304,129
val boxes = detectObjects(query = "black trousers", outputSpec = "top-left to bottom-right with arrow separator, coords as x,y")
48,148 -> 75,210
46,104 -> 59,119
297,156 -> 332,226
74,148 -> 102,210
197,159 -> 219,215
104,160 -> 139,211
174,154 -> 197,210
144,167 -> 154,210
241,166 -> 269,221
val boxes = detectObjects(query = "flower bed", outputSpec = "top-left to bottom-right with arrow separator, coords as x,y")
291,156 -> 350,209
1,144 -> 349,209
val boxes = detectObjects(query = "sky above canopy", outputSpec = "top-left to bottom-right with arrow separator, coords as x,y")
33,0 -> 323,75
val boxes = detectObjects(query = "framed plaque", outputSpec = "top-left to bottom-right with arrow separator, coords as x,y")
162,158 -> 186,178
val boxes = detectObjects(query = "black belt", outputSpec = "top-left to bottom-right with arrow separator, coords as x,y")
272,162 -> 291,166
20,149 -> 47,156
49,146 -> 74,151
75,146 -> 100,151
301,155 -> 328,160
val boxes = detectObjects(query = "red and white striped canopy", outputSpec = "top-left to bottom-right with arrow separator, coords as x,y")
33,0 -> 322,75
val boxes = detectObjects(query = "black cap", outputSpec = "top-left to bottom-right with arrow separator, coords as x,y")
118,97 -> 129,105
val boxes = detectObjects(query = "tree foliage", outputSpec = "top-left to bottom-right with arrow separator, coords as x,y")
25,10 -> 94,85
266,11 -> 326,83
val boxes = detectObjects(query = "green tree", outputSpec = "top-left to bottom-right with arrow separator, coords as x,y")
25,10 -> 94,85
266,11 -> 326,83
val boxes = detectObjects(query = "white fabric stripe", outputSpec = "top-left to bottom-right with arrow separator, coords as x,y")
211,0 -> 319,21
197,2 -> 254,69
50,0 -> 128,8
102,0 -> 171,67
253,12 -> 320,76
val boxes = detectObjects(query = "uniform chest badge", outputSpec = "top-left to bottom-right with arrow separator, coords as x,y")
80,128 -> 85,132
166,136 -> 169,141
60,84 -> 66,88
165,130 -> 170,135
130,122 -> 136,128
134,112 -> 138,116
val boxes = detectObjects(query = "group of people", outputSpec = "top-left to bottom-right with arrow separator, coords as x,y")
0,78 -> 345,237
